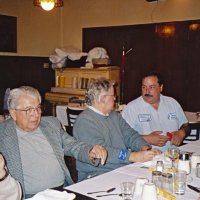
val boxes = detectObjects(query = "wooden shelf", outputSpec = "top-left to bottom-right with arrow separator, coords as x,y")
45,67 -> 120,115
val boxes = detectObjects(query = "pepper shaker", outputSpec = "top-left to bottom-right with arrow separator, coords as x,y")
196,163 -> 200,178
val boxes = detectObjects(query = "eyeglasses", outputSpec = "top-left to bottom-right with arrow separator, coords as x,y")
15,105 -> 45,116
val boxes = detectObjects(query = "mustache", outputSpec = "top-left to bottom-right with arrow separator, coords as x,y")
144,94 -> 153,97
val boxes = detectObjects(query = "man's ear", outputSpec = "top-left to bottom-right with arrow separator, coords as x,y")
9,110 -> 16,121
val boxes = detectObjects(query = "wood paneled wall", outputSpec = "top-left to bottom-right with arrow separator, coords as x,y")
83,19 -> 200,112
0,56 -> 54,115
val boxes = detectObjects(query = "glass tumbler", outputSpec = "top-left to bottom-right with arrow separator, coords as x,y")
174,170 -> 187,195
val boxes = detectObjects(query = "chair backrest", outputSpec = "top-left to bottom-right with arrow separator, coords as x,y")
66,107 -> 83,127
182,122 -> 200,145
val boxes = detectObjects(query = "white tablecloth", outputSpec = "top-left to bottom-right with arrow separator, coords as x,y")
66,140 -> 200,200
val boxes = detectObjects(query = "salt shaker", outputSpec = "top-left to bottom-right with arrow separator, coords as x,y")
162,173 -> 173,193
152,171 -> 162,188
156,160 -> 164,172
178,151 -> 191,174
196,163 -> 200,178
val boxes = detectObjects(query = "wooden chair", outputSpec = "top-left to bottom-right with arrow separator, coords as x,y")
64,155 -> 78,183
181,122 -> 200,145
65,107 -> 83,136
65,107 -> 84,183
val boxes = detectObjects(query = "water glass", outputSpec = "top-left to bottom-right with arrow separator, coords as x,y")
120,181 -> 134,200
174,170 -> 187,195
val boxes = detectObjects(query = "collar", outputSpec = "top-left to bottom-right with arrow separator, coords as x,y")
88,106 -> 109,116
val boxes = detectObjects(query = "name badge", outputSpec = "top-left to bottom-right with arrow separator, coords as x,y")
138,114 -> 151,122
168,113 -> 177,120
118,149 -> 128,161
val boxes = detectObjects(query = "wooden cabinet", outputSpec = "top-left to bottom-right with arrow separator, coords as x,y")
45,67 -> 120,110
55,67 -> 120,89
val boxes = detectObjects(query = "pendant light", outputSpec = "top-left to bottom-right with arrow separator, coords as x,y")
33,0 -> 63,11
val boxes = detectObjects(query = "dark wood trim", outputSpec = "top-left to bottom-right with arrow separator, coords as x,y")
83,19 -> 200,111
0,56 -> 54,115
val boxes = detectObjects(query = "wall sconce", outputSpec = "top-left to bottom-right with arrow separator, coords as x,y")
155,24 -> 175,38
33,0 -> 63,11
189,23 -> 200,31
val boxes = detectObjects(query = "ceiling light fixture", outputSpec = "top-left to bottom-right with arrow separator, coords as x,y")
33,0 -> 63,11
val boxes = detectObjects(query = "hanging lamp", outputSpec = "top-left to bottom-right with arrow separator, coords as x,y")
33,0 -> 63,11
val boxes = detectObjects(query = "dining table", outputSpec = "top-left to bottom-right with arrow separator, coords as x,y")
65,140 -> 200,200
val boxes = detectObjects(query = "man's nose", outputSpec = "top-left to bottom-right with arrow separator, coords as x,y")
145,87 -> 150,93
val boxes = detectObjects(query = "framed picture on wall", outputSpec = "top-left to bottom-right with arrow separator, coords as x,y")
0,15 -> 17,52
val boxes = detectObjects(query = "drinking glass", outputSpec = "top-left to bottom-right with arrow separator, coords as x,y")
168,147 -> 179,169
120,181 -> 134,200
174,170 -> 187,195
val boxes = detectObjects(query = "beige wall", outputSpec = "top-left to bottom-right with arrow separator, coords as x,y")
0,0 -> 200,56
0,0 -> 61,56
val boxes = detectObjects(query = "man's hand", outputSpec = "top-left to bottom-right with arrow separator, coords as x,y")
171,129 -> 186,146
151,148 -> 162,155
143,131 -> 169,146
89,144 -> 107,165
0,154 -> 6,179
129,149 -> 160,163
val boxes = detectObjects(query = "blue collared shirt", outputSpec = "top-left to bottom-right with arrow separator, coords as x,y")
122,95 -> 188,152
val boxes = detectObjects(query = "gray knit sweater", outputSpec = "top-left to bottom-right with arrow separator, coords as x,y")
73,108 -> 149,181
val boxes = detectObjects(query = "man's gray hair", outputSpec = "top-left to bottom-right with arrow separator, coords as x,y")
7,86 -> 41,110
86,78 -> 113,106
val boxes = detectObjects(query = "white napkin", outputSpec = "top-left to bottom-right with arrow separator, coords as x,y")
26,189 -> 76,200
142,154 -> 171,168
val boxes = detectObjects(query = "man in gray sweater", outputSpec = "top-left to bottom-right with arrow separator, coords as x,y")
73,78 -> 160,181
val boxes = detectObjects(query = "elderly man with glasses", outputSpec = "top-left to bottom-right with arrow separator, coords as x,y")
73,77 -> 160,182
0,86 -> 107,199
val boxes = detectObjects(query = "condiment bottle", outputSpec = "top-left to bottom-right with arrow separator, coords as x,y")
152,171 -> 162,188
156,160 -> 164,172
178,151 -> 191,174
162,173 -> 173,193
196,163 -> 200,178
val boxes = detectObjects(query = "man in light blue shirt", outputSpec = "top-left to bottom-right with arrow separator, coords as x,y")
122,71 -> 189,152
